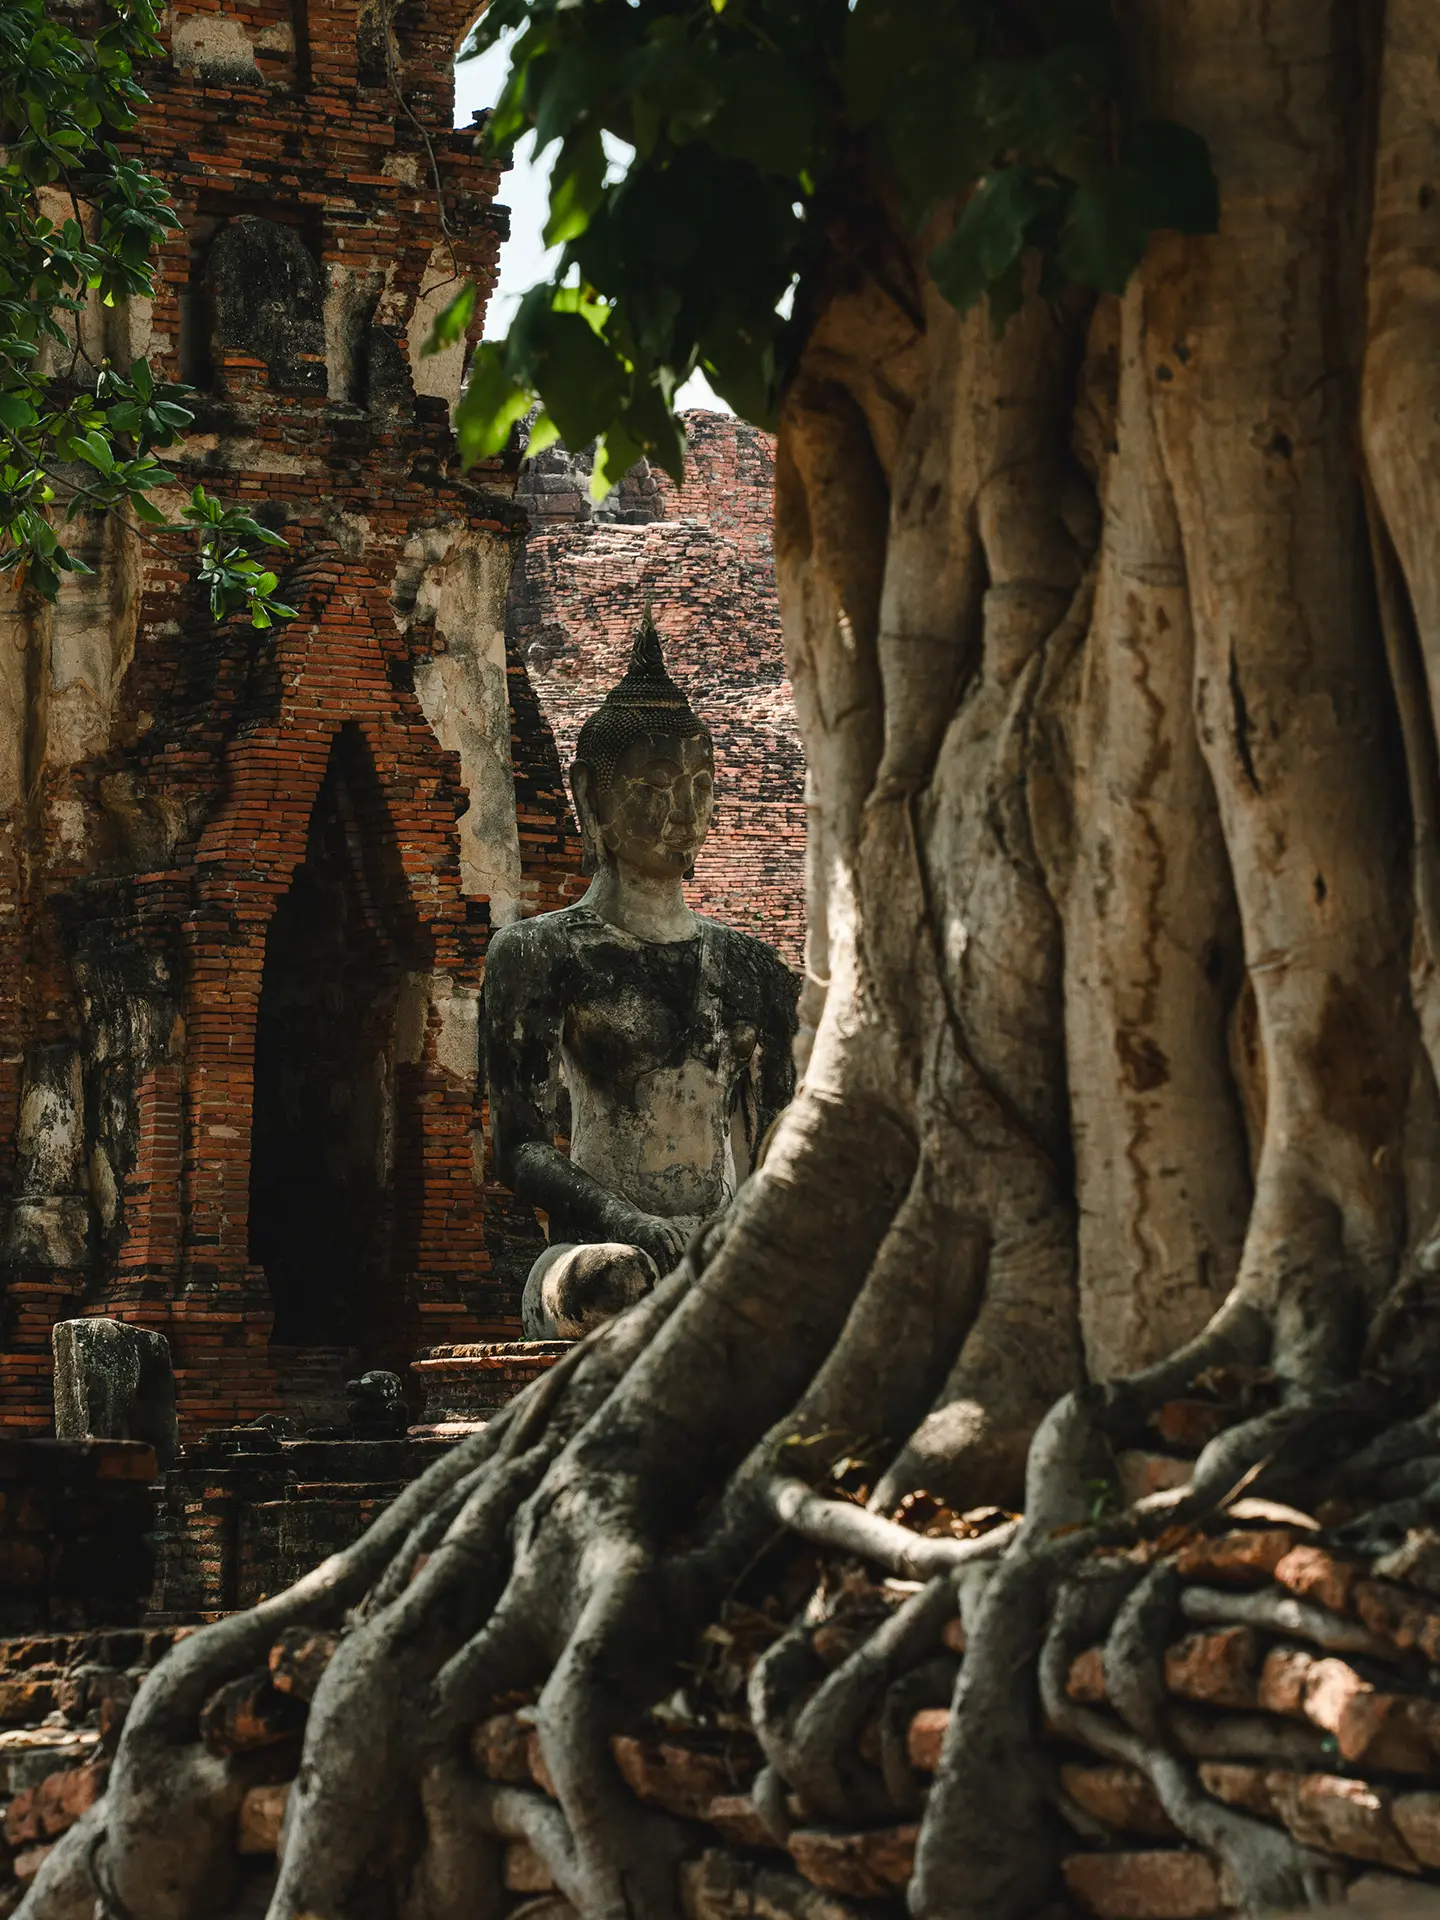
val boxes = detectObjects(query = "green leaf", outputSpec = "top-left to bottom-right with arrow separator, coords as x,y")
420,280 -> 477,358
930,170 -> 1060,317
525,411 -> 562,458
544,127 -> 605,247
0,393 -> 38,432
453,341 -> 533,467
591,421 -> 645,500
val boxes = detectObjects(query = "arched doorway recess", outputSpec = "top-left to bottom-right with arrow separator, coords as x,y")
248,723 -> 431,1349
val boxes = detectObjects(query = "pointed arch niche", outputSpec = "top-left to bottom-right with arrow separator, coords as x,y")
248,723 -> 430,1347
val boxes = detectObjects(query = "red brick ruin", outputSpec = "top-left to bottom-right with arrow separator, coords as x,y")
0,0 -> 804,1443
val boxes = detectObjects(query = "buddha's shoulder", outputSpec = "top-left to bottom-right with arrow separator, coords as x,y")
486,903 -> 617,968
699,918 -> 799,998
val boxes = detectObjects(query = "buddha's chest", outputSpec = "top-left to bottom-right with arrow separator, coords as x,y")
561,943 -> 757,1092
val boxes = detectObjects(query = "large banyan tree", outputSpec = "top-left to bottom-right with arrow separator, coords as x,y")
26,1 -> 1440,1916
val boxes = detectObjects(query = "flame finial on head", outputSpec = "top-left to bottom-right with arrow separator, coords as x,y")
573,613 -> 708,797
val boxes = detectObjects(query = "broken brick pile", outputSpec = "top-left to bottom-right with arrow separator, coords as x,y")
1047,1521 -> 1440,1916
11,1480 -> 1440,1916
0,1625 -> 179,1912
508,415 -> 807,970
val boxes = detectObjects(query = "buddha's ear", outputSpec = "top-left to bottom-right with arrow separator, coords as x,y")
571,762 -> 603,876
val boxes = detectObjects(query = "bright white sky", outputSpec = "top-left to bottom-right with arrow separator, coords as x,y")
453,35 -> 729,411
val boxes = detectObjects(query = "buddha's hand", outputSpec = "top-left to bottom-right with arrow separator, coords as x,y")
627,1212 -> 700,1271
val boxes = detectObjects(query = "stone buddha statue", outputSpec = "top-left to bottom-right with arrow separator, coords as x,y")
483,618 -> 798,1340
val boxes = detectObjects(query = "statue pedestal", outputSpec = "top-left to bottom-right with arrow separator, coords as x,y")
410,1341 -> 570,1431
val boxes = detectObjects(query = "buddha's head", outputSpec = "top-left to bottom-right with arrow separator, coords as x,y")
571,618 -> 715,881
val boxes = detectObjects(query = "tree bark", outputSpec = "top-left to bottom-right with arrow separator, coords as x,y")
26,4 -> 1440,1918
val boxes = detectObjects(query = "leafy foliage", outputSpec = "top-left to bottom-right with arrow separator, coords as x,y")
441,0 -> 1218,493
0,0 -> 293,623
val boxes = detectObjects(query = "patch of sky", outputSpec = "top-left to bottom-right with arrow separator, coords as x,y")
453,32 -> 730,412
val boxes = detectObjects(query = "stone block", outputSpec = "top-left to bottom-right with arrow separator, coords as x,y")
1067,1647 -> 1108,1704
1163,1626 -> 1259,1708
1298,1657 -> 1371,1736
1274,1546 -> 1360,1616
1150,1402 -> 1233,1451
611,1735 -> 754,1821
1391,1793 -> 1440,1870
1062,1849 -> 1234,1918
1336,1693 -> 1440,1774
1267,1773 -> 1419,1873
1354,1581 -> 1440,1663
1175,1520 -> 1290,1582
1274,1766 -> 1420,1873
238,1781 -> 290,1854
1060,1764 -> 1177,1839
702,1793 -> 773,1849
1257,1645 -> 1315,1716
36,1761 -> 107,1835
787,1825 -> 918,1898
14,1843 -> 53,1885
1374,1530 -> 1440,1600
52,1320 -> 178,1470
199,1672 -> 305,1755
504,1841 -> 555,1891
1117,1454 -> 1195,1505
471,1711 -> 532,1783
907,1707 -> 949,1772
5,1786 -> 38,1846
1197,1762 -> 1275,1819
268,1626 -> 339,1701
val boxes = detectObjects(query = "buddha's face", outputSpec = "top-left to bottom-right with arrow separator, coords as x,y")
583,734 -> 715,880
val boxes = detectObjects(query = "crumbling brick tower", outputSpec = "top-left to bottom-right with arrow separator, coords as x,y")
0,0 -> 580,1435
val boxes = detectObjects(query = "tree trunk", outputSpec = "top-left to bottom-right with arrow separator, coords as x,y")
27,4 -> 1440,1918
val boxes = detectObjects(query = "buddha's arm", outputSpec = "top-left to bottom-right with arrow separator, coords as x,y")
754,960 -> 801,1142
483,923 -> 679,1258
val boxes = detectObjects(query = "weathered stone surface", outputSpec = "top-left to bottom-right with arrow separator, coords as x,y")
1256,1647 -> 1440,1771
787,1826 -> 918,1898
268,1627 -> 339,1702
1258,1644 -> 1316,1716
1150,1402 -> 1234,1451
681,1847 -> 870,1920
907,1708 -> 949,1772
1175,1529 -> 1296,1585
1267,1773 -> 1419,1873
471,1711 -> 533,1784
238,1781 -> 291,1855
611,1735 -> 755,1821
1374,1530 -> 1440,1600
505,1841 -> 556,1892
52,1320 -> 179,1469
1197,1762 -> 1274,1820
1062,1849 -> 1235,1918
1354,1580 -> 1440,1662
14,1843 -> 53,1886
1067,1647 -> 1109,1704
1163,1626 -> 1259,1708
1274,1546 -> 1361,1617
1298,1657 -> 1372,1736
199,1672 -> 305,1755
1060,1765 -> 1177,1839
1116,1454 -> 1195,1505
703,1794 -> 775,1850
